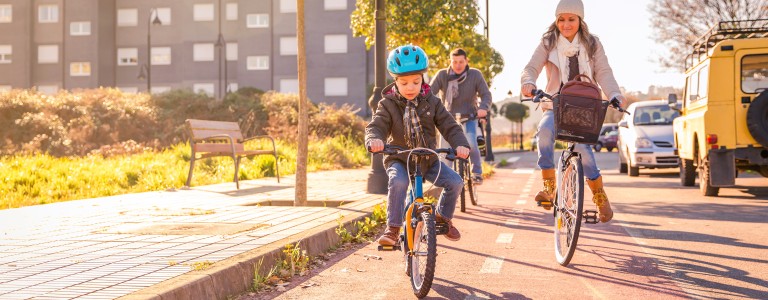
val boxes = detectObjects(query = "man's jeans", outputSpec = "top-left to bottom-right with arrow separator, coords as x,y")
386,160 -> 463,227
440,119 -> 483,175
537,110 -> 601,180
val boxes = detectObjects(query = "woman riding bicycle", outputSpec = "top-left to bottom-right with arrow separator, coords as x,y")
521,0 -> 625,223
366,45 -> 470,246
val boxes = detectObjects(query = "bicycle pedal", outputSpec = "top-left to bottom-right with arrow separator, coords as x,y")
377,245 -> 402,251
583,210 -> 598,224
435,222 -> 449,235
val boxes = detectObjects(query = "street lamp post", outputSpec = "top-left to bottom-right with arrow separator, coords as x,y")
138,8 -> 162,92
215,0 -> 227,100
366,0 -> 388,194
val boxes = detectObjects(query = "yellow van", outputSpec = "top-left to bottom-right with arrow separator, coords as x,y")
670,19 -> 768,196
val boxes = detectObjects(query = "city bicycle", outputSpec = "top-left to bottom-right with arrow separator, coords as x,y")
369,145 -> 464,298
522,89 -> 628,266
454,114 -> 481,212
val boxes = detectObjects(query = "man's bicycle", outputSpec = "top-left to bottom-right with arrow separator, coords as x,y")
369,145 -> 464,298
522,89 -> 628,266
454,113 -> 481,212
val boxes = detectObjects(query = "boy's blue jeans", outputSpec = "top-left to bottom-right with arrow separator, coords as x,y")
386,160 -> 463,227
440,119 -> 483,175
537,110 -> 602,180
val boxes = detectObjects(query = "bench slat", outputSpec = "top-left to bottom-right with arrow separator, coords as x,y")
187,119 -> 242,131
194,143 -> 245,153
190,130 -> 244,141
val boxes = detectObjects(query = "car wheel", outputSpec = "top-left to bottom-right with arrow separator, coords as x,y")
628,155 -> 639,177
594,143 -> 602,152
619,147 -> 627,173
698,156 -> 719,196
607,147 -> 613,152
680,158 -> 695,186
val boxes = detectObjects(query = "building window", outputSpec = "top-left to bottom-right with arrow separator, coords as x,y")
193,44 -> 214,62
156,8 -> 171,25
280,0 -> 297,13
227,83 -> 238,92
70,62 -> 91,76
193,83 -> 215,96
151,86 -> 171,94
246,14 -> 268,28
226,3 -> 238,20
117,9 -> 138,27
324,34 -> 348,54
151,47 -> 171,65
193,4 -> 214,21
38,45 -> 59,64
38,5 -> 58,23
38,85 -> 59,95
280,37 -> 297,56
0,45 -> 11,64
247,56 -> 269,70
324,0 -> 347,10
325,77 -> 348,96
117,48 -> 138,66
0,5 -> 12,23
280,79 -> 298,94
226,43 -> 237,61
70,22 -> 91,36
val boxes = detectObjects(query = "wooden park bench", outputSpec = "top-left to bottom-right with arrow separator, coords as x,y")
185,119 -> 280,189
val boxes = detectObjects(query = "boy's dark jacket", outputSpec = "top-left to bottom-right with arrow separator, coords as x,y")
365,82 -> 470,169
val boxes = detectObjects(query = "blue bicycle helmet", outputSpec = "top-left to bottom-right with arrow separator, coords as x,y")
387,45 -> 429,76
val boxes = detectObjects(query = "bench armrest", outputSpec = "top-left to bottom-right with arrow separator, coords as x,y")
243,135 -> 277,151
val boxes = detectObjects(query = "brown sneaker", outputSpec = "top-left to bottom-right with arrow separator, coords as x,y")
436,214 -> 461,241
377,226 -> 400,246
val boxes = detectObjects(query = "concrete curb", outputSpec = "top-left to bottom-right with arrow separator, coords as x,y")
117,199 -> 383,300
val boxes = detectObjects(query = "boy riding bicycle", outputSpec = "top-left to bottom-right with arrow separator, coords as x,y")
430,48 -> 492,185
366,45 -> 470,246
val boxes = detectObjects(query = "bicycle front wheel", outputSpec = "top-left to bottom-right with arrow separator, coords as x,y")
409,212 -> 436,298
458,161 -> 467,212
468,174 -> 478,206
553,155 -> 584,266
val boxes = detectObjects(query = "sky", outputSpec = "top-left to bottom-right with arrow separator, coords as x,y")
475,0 -> 685,103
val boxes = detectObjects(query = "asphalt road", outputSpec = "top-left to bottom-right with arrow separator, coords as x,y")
239,151 -> 768,300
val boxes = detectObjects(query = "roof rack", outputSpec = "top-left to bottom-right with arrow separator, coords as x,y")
686,19 -> 768,69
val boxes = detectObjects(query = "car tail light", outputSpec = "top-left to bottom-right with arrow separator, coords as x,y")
706,134 -> 718,144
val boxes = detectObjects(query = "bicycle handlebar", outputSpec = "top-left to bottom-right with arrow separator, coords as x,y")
521,89 -> 630,115
367,145 -> 465,162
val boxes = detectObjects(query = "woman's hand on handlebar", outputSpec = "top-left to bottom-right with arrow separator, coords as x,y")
456,146 -> 470,159
367,139 -> 384,153
522,83 -> 536,98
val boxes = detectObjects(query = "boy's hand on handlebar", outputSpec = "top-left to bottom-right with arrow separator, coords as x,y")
456,146 -> 470,159
522,83 -> 536,98
367,139 -> 384,153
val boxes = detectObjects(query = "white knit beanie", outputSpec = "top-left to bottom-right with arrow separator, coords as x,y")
555,0 -> 584,19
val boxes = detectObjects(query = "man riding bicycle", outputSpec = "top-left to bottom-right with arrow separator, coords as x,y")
430,48 -> 492,185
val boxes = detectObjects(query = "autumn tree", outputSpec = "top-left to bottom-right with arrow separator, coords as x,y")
499,102 -> 529,148
649,0 -> 767,70
351,0 -> 504,85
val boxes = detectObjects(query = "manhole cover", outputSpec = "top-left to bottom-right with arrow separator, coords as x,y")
101,223 -> 269,235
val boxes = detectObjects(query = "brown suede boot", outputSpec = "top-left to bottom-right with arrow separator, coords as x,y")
534,169 -> 556,210
587,176 -> 613,223
436,214 -> 461,241
377,226 -> 400,246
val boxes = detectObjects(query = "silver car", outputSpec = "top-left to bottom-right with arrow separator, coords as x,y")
617,100 -> 680,176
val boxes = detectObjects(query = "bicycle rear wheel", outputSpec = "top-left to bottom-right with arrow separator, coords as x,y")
409,212 -> 436,298
553,155 -> 584,266
458,161 -> 467,212
468,172 -> 478,206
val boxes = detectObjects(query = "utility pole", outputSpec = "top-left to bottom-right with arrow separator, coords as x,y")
483,0 -> 495,162
295,0 -> 308,206
366,0 -> 388,194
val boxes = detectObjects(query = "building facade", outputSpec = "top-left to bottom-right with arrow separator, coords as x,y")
0,0 -> 374,113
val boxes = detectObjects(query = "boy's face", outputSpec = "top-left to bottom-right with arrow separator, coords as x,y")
395,74 -> 423,100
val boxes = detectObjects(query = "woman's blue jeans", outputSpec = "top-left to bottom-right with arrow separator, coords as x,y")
439,119 -> 483,175
537,110 -> 601,180
386,160 -> 463,227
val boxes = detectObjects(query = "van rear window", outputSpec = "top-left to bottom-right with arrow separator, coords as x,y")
742,54 -> 768,94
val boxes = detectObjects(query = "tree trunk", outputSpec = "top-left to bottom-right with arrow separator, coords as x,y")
295,0 -> 308,206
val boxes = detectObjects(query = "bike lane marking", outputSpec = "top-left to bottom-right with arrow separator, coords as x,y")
479,256 -> 505,273
496,233 -> 514,243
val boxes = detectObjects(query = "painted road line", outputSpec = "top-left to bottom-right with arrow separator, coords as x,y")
496,233 -> 514,243
522,188 -> 531,193
520,193 -> 529,198
506,157 -> 521,163
479,256 -> 505,273
505,219 -> 519,226
512,168 -> 535,174
515,200 -> 526,205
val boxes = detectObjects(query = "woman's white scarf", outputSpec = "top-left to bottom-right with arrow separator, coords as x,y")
556,34 -> 592,84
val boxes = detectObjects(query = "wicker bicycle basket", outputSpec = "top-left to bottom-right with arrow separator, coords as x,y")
552,94 -> 610,144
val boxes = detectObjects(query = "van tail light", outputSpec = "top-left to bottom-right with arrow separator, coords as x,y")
706,134 -> 718,144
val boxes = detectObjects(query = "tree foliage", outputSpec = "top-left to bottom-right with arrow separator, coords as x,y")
499,102 -> 529,123
351,0 -> 504,85
649,0 -> 767,70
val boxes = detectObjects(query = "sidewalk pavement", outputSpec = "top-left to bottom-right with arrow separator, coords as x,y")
0,169 -> 385,300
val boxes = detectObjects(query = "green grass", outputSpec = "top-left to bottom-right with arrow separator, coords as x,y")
0,136 -> 369,210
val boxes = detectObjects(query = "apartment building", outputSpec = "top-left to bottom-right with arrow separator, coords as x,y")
0,0 -> 374,113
